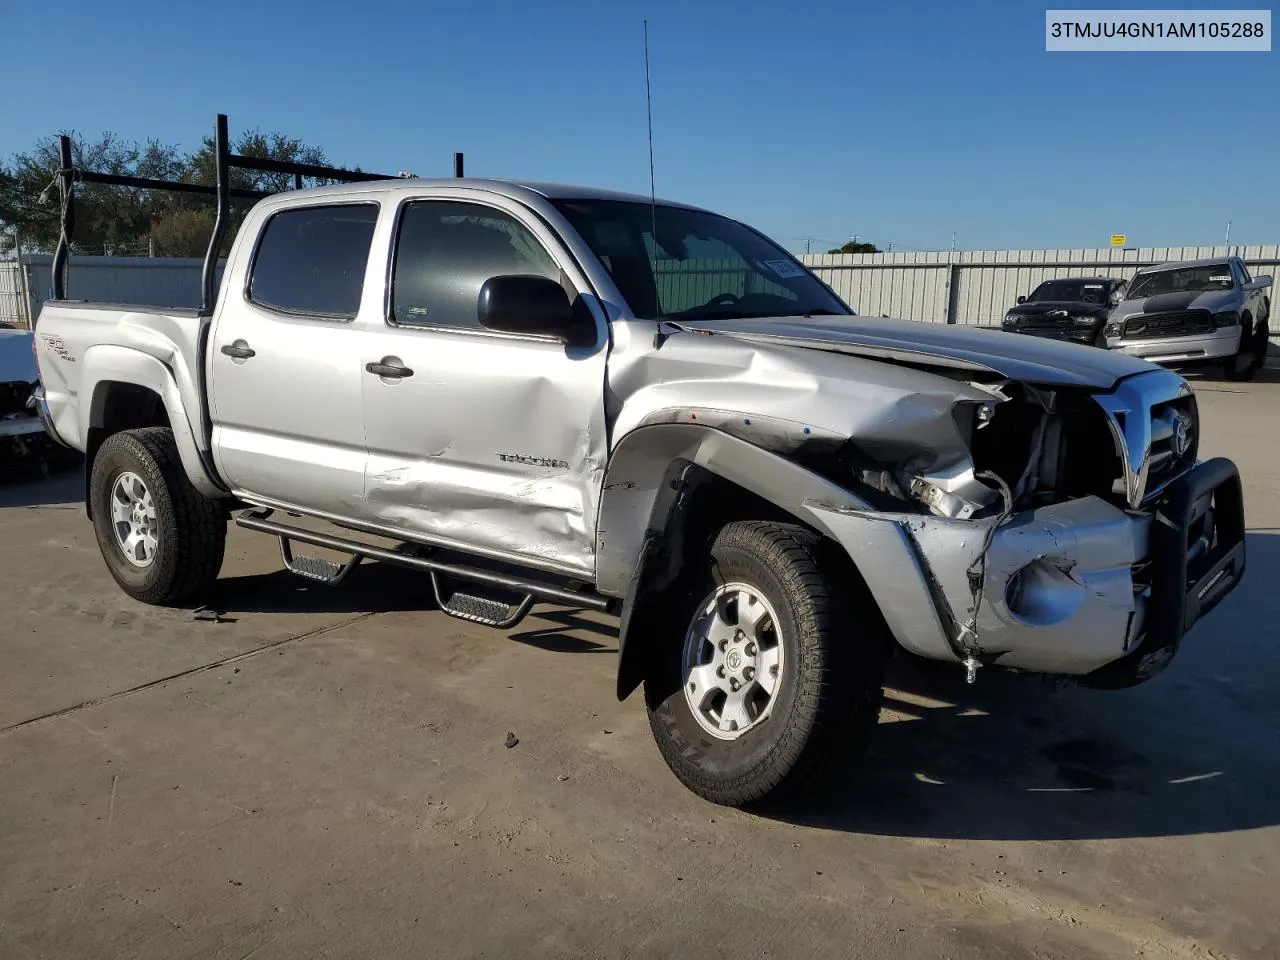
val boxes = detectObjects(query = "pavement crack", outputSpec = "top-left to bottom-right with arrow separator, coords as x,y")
0,612 -> 380,736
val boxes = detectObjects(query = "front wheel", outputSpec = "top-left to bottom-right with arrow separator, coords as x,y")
90,427 -> 226,606
644,521 -> 888,807
1222,313 -> 1266,381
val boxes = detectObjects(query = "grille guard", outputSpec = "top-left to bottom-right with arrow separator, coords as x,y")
1084,457 -> 1246,688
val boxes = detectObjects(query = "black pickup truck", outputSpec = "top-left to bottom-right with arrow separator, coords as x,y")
1001,277 -> 1127,346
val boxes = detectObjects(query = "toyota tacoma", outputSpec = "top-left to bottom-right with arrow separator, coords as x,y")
31,154 -> 1247,806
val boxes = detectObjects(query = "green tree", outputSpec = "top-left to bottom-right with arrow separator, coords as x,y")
0,125 -> 352,256
826,240 -> 881,254
0,132 -> 185,253
182,129 -> 359,255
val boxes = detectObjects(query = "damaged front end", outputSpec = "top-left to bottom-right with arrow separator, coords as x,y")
807,367 -> 1245,687
0,332 -> 78,480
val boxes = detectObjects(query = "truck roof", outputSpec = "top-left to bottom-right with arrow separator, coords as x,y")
1037,276 -> 1121,284
265,177 -> 710,212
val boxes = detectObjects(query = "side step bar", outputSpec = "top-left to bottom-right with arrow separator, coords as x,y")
430,573 -> 534,629
235,511 -> 613,616
280,536 -> 362,584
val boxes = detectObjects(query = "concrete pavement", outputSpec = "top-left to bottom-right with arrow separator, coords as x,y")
1,373 -> 1278,960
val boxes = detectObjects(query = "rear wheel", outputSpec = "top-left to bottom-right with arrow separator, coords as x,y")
645,521 -> 888,807
90,427 -> 226,605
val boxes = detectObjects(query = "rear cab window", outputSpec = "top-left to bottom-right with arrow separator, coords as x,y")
248,203 -> 380,318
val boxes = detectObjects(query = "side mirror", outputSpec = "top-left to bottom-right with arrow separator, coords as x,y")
1016,295 -> 1027,304
477,275 -> 587,344
1254,275 -> 1273,289
1109,287 -> 1124,305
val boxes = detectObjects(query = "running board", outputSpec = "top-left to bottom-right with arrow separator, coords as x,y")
235,511 -> 612,615
280,536 -> 362,584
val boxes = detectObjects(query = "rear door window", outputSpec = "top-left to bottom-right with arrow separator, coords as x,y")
249,203 -> 379,318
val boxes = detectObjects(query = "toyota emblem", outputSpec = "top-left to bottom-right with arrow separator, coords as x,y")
1172,413 -> 1192,458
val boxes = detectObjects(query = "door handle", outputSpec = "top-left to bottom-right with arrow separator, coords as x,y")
220,340 -> 256,360
365,357 -> 414,379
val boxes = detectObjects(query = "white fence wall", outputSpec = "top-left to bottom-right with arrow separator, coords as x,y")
3,246 -> 1278,331
0,261 -> 30,328
0,255 -> 223,328
803,245 -> 1280,326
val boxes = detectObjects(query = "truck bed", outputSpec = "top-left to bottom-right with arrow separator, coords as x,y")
34,300 -> 213,487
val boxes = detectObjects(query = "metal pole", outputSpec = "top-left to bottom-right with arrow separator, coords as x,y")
453,152 -> 464,178
50,135 -> 75,303
1224,220 -> 1232,246
946,263 -> 962,325
201,114 -> 230,315
294,172 -> 304,191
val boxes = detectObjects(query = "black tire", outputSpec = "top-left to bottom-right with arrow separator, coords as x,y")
644,521 -> 889,807
1222,312 -> 1264,382
89,427 -> 226,606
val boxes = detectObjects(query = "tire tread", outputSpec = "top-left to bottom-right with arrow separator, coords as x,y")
91,427 -> 225,606
647,520 -> 888,807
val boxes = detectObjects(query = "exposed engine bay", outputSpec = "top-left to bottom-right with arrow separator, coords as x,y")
842,374 -> 1198,522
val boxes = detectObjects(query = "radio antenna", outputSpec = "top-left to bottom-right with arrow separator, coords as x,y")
643,20 -> 658,280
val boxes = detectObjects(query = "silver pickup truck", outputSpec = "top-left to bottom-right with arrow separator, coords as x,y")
31,174 -> 1247,807
1104,255 -> 1272,380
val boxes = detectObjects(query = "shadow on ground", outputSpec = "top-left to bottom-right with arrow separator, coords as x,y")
212,569 -> 618,654
764,531 -> 1280,841
508,607 -> 618,654
1180,363 -> 1280,386
209,563 -> 437,616
10,457 -> 1277,842
0,464 -> 84,508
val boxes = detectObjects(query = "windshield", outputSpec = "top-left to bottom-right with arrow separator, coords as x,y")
1027,279 -> 1112,304
1126,264 -> 1234,299
552,199 -> 851,321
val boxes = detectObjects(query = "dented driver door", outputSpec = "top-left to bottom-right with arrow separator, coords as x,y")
356,193 -> 609,576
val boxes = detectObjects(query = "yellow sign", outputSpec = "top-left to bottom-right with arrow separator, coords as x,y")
1110,234 -> 1127,247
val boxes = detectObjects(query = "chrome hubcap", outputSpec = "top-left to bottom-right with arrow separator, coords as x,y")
110,471 -> 158,568
682,582 -> 784,740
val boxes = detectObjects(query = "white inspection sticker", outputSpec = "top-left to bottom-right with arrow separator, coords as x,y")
763,259 -> 806,279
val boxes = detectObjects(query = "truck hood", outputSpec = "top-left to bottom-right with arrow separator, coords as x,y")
1111,289 -> 1237,322
1007,300 -> 1111,319
672,315 -> 1156,389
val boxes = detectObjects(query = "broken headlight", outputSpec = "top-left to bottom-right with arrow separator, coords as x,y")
907,467 -> 999,521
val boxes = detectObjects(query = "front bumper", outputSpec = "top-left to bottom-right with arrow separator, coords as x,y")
1107,326 -> 1240,363
809,457 -> 1245,682
0,412 -> 47,439
1,383 -> 51,440
1009,324 -> 1100,346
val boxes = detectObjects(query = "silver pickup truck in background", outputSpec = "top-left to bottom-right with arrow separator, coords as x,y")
29,134 -> 1248,806
1104,255 -> 1272,381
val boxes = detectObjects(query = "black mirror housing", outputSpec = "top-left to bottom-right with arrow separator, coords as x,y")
477,275 -> 587,344
1016,295 -> 1027,304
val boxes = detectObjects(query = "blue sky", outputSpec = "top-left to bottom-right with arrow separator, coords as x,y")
3,0 -> 1276,253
